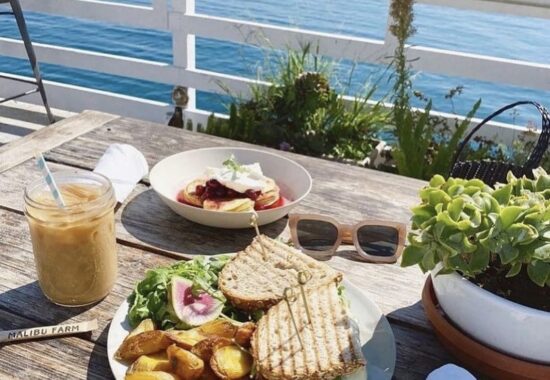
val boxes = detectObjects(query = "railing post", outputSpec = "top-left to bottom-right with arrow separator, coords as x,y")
152,0 -> 168,27
172,0 -> 196,114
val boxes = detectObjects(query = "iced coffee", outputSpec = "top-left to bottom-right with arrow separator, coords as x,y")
24,171 -> 117,306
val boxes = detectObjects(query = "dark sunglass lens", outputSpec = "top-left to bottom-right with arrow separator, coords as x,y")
296,220 -> 338,251
357,225 -> 398,257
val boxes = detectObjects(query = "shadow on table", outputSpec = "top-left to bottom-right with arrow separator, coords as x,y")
120,189 -> 287,255
317,249 -> 399,263
0,281 -> 98,328
386,300 -> 428,332
87,323 -> 114,379
385,301 -> 474,379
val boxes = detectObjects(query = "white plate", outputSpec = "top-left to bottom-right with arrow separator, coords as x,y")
149,147 -> 312,229
107,280 -> 396,380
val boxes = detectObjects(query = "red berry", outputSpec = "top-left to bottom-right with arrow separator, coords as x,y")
207,179 -> 221,188
245,189 -> 261,200
195,185 -> 205,196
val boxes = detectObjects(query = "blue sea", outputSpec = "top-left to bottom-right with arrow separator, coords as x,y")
0,0 -> 549,126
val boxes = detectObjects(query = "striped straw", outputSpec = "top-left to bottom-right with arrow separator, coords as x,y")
35,152 -> 66,208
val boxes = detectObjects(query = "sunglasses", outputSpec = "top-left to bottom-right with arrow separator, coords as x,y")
289,214 -> 406,263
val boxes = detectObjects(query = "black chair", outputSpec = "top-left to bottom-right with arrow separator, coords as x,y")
0,0 -> 54,123
449,101 -> 550,186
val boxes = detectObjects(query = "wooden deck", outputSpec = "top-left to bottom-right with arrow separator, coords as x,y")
0,100 -> 74,145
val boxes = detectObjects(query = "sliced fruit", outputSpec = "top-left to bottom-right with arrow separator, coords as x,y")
170,277 -> 223,327
255,191 -> 280,208
177,189 -> 202,207
203,198 -> 254,212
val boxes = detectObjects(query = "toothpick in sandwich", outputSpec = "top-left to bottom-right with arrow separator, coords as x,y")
250,210 -> 268,259
297,270 -> 313,324
283,287 -> 304,349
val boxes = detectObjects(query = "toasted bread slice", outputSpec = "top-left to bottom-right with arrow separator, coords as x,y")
218,236 -> 342,311
251,281 -> 366,380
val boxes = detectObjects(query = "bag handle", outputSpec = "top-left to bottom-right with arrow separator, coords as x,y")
450,101 -> 550,174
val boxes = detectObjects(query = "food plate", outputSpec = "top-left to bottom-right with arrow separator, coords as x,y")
149,147 -> 312,229
107,279 -> 396,380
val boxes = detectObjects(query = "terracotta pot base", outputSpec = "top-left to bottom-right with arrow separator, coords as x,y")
422,276 -> 550,380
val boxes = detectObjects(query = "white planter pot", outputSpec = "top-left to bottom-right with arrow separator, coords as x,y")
431,270 -> 550,364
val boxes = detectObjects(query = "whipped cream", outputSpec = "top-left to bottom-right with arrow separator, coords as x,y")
204,163 -> 269,193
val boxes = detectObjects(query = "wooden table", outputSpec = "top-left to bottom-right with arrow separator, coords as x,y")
0,111 -> 457,379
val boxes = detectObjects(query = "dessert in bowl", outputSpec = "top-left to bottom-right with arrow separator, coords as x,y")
177,156 -> 284,212
149,147 -> 312,228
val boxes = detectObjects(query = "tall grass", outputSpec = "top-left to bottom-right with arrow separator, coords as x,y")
388,0 -> 481,180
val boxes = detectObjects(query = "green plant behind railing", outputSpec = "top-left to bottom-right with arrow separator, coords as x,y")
402,170 -> 550,287
388,0 -> 481,180
206,47 -> 389,161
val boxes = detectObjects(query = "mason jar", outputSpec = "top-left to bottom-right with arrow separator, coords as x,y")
24,171 -> 117,306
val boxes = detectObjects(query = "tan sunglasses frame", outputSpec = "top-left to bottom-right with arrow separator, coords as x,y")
289,214 -> 406,263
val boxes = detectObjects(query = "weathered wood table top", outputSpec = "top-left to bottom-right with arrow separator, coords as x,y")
0,111 -> 457,379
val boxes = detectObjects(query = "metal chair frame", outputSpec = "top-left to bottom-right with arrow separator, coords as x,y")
450,101 -> 550,186
0,0 -> 55,123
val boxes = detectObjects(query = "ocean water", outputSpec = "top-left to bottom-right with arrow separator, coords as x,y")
0,0 -> 549,127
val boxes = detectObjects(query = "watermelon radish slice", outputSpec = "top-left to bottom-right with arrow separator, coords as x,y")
170,276 -> 224,326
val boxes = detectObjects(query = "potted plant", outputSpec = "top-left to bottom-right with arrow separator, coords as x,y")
401,169 -> 550,363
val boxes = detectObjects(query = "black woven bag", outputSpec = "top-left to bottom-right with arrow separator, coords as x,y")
449,101 -> 550,186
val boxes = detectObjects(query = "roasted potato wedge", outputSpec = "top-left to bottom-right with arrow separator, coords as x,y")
125,371 -> 179,380
167,329 -> 207,350
127,319 -> 156,340
127,352 -> 172,374
167,344 -> 204,380
197,366 -> 219,380
210,345 -> 253,380
190,337 -> 232,362
116,330 -> 172,362
197,319 -> 237,339
234,322 -> 255,347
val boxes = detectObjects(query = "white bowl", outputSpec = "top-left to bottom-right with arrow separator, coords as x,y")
149,147 -> 312,229
432,270 -> 550,363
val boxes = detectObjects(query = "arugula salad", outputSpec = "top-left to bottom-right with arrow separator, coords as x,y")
128,256 -> 261,330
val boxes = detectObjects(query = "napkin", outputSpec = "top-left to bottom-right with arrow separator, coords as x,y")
426,364 -> 476,380
94,144 -> 148,203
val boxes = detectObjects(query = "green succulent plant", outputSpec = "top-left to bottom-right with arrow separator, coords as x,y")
402,169 -> 550,287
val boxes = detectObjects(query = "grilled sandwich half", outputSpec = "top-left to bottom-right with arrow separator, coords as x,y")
251,280 -> 366,380
218,235 -> 342,310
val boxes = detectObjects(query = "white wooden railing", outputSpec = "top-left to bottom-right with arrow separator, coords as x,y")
0,0 -> 549,143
